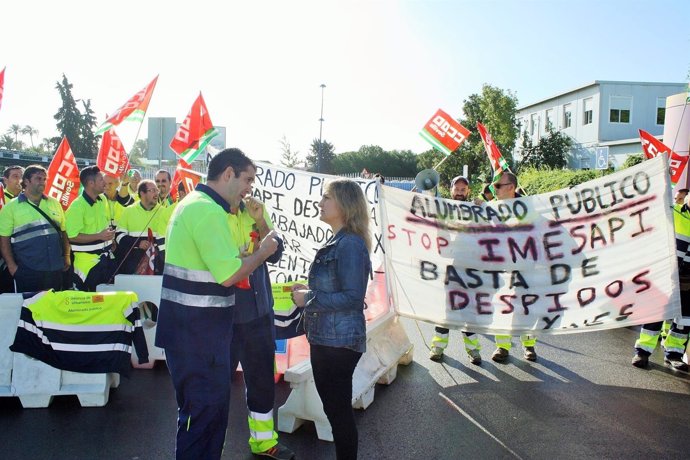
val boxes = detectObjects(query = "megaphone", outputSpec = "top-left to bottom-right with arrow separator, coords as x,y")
414,169 -> 440,192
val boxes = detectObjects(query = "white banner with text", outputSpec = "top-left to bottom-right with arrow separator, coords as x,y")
380,155 -> 683,334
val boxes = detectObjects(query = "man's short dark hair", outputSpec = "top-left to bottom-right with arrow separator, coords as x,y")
155,169 -> 171,182
678,188 -> 689,194
138,179 -> 156,197
3,165 -> 24,179
22,165 -> 47,188
502,171 -> 518,186
80,165 -> 102,185
207,148 -> 256,181
451,175 -> 469,188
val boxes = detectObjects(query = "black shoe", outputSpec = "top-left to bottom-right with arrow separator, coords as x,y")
664,354 -> 689,372
429,347 -> 444,362
492,347 -> 509,362
632,352 -> 649,368
255,443 -> 296,459
467,349 -> 482,365
523,346 -> 537,362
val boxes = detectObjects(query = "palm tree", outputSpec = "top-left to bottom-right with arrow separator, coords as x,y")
40,137 -> 56,153
21,125 -> 38,148
0,134 -> 15,149
6,124 -> 21,143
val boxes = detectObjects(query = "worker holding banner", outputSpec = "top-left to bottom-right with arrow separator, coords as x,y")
631,190 -> 690,371
490,171 -> 538,362
429,175 -> 483,365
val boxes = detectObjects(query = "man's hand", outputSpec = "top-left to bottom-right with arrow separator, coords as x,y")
99,228 -> 116,241
139,240 -> 151,250
8,264 -> 18,276
245,196 -> 265,222
257,231 -> 279,258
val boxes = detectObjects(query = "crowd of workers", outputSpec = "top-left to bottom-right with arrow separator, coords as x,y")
0,156 -> 687,460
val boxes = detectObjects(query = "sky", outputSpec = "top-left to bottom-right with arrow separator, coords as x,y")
1,0 -> 689,165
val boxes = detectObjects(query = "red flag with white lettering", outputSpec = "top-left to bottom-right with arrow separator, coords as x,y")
639,129 -> 688,187
0,67 -> 5,112
135,228 -> 157,276
170,159 -> 204,201
46,137 -> 80,210
96,76 -> 158,134
419,109 -> 470,155
169,92 -> 219,163
97,129 -> 130,178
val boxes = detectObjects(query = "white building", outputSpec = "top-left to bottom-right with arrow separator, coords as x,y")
516,80 -> 686,169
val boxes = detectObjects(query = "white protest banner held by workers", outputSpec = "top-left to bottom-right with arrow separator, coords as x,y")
379,154 -> 682,335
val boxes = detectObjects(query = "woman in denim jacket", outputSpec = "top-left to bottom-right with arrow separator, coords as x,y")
292,179 -> 371,460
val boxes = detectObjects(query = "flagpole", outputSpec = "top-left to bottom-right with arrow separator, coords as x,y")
431,154 -> 452,171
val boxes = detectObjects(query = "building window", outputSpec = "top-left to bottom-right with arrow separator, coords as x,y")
563,104 -> 572,128
609,96 -> 632,124
657,97 -> 666,125
546,109 -> 555,130
583,98 -> 593,125
530,113 -> 538,136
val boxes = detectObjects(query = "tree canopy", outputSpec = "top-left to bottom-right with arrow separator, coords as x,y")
332,145 -> 418,177
516,127 -> 573,171
305,138 -> 335,173
53,74 -> 100,158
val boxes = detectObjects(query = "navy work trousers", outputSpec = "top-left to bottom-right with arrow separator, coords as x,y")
165,347 -> 233,460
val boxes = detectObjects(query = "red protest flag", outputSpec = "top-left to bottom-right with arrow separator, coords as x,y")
477,121 -> 511,183
46,137 -> 80,210
96,76 -> 158,134
135,228 -> 157,276
419,109 -> 470,155
0,67 -> 5,112
0,183 -> 5,209
97,129 -> 130,178
170,159 -> 204,201
170,92 -> 219,163
639,129 -> 688,187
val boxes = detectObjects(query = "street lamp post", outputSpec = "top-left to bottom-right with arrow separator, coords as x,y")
318,83 -> 326,173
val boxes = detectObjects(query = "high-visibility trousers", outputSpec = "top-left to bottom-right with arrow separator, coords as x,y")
635,321 -> 690,356
431,326 -> 481,353
232,313 -> 279,454
494,335 -> 536,350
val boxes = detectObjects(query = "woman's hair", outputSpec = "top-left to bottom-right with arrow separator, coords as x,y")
326,179 -> 371,253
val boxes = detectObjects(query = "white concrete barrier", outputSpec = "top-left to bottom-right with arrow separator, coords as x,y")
97,275 -> 165,368
0,293 -> 119,408
0,294 -> 23,397
12,353 -> 120,408
277,311 -> 414,441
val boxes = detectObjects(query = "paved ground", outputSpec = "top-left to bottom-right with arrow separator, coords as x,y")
1,318 -> 690,459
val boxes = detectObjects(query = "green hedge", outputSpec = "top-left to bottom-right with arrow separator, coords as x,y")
516,167 -> 602,195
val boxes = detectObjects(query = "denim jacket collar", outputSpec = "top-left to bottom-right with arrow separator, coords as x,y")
322,228 -> 346,250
